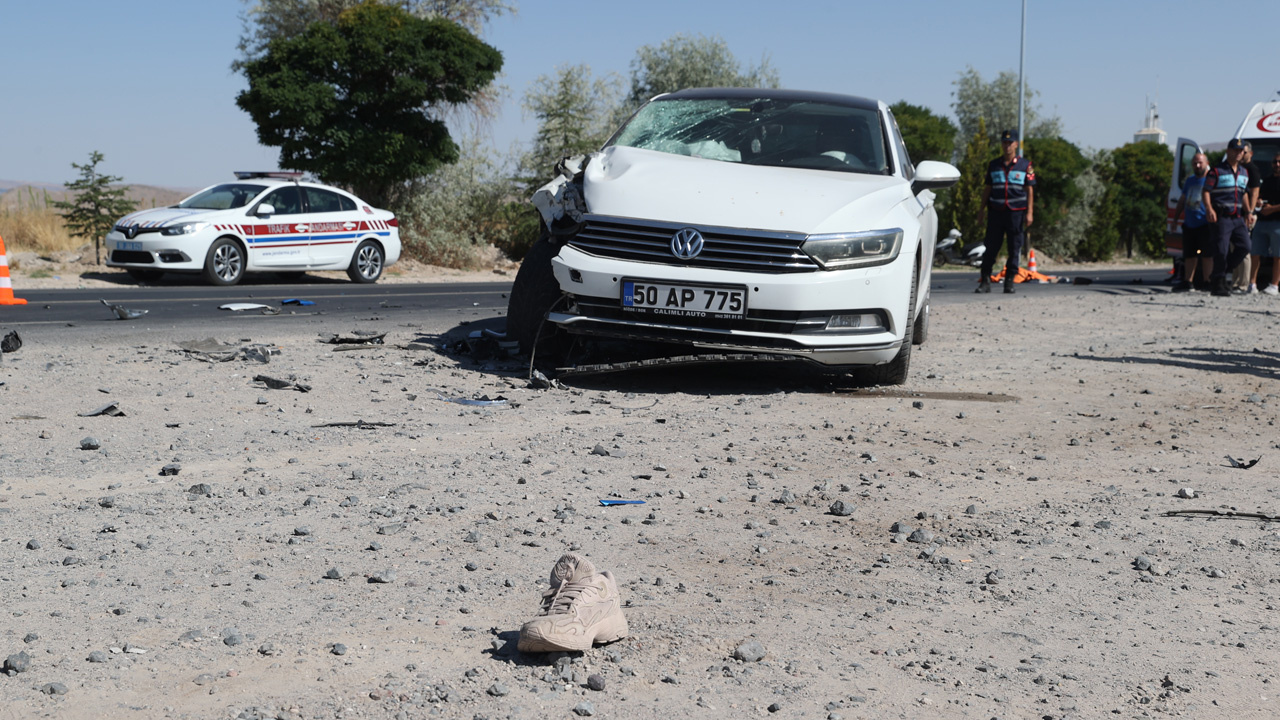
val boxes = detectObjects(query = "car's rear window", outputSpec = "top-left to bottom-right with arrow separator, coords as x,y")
610,97 -> 890,175
178,183 -> 268,210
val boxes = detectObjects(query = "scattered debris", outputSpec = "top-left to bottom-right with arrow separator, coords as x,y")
1224,455 -> 1261,469
529,369 -> 564,390
219,303 -> 276,313
312,420 -> 396,429
1,330 -> 21,353
281,298 -> 315,306
437,394 -> 508,407
79,401 -> 125,418
321,331 -> 386,345
254,374 -> 311,392
177,338 -> 279,364
599,499 -> 645,506
100,298 -> 148,320
1164,509 -> 1280,521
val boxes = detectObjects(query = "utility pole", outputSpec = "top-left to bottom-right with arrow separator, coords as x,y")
1018,0 -> 1028,261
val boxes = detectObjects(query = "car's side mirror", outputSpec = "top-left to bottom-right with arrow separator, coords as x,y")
912,161 -> 961,195
255,204 -> 276,217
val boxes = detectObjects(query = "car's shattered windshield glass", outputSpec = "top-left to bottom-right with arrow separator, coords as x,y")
610,98 -> 890,175
178,183 -> 268,210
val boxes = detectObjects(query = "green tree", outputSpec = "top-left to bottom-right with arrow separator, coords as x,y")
1021,136 -> 1088,255
951,66 -> 1062,145
521,64 -> 622,189
1078,150 -> 1121,261
236,2 -> 503,208
622,33 -> 779,117
889,101 -> 957,163
1110,141 -> 1174,257
943,118 -> 993,247
52,151 -> 137,265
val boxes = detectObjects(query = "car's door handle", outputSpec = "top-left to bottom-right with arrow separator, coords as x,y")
295,224 -> 309,233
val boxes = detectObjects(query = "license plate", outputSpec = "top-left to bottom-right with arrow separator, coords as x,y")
117,241 -> 143,251
621,279 -> 747,320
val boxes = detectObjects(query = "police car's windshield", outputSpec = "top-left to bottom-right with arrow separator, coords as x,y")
610,97 -> 890,175
178,183 -> 268,210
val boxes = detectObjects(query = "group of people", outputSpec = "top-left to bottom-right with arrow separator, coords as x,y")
972,130 -> 1280,297
1172,139 -> 1280,295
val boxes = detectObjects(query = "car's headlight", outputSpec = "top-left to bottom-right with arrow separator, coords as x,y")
802,228 -> 903,269
161,222 -> 209,236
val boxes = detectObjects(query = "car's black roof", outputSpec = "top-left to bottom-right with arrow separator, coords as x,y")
656,87 -> 880,111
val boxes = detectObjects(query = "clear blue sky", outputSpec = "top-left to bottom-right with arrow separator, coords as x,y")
3,0 -> 1277,189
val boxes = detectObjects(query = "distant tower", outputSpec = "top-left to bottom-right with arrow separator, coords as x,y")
1134,97 -> 1167,144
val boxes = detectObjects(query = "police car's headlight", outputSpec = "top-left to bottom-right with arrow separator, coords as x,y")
802,228 -> 903,269
161,222 -> 209,236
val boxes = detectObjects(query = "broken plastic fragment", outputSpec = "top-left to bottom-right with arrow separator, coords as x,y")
79,401 -> 125,418
437,394 -> 508,407
599,500 -> 646,506
219,303 -> 273,312
1,330 -> 21,353
321,332 -> 386,345
1224,455 -> 1261,470
100,298 -> 148,320
311,420 -> 396,429
282,298 -> 315,306
254,374 -> 311,392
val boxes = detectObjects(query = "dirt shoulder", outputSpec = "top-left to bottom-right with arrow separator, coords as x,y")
2,284 -> 1277,718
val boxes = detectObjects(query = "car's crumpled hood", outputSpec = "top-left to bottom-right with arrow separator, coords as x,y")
114,206 -> 221,229
582,145 -> 910,234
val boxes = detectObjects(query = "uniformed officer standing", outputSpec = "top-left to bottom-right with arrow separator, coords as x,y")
1202,138 -> 1253,297
976,129 -> 1035,294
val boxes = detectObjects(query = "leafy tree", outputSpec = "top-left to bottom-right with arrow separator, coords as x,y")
1021,136 -> 1088,254
942,118 -> 993,248
521,64 -> 622,189
1110,141 -> 1174,257
951,66 -> 1062,145
52,151 -> 137,265
234,0 -> 512,69
622,33 -> 779,116
236,1 -> 503,208
1077,150 -> 1121,261
889,101 -> 957,163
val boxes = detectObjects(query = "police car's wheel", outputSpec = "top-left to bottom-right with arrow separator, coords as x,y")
127,268 -> 165,283
203,237 -> 245,286
347,240 -> 384,283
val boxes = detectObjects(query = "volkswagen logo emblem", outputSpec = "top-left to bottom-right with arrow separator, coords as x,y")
670,228 -> 704,260
125,224 -> 140,239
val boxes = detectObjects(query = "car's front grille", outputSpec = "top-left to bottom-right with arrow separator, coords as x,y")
111,250 -> 154,264
115,226 -> 163,236
568,214 -> 819,273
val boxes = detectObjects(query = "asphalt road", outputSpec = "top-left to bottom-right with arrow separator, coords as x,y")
0,266 -> 1172,331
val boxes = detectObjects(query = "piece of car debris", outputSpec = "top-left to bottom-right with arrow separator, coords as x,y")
219,303 -> 279,314
177,338 -> 279,363
281,298 -> 315,306
320,332 -> 386,345
253,374 -> 311,392
311,420 -> 396,429
100,299 -> 148,320
1165,509 -> 1280,522
1,330 -> 21,353
529,369 -> 564,390
437,394 -> 508,407
599,499 -> 646,506
79,402 -> 125,418
1224,455 -> 1261,469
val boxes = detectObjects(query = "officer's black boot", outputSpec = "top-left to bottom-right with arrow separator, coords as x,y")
975,277 -> 991,294
1003,276 -> 1016,294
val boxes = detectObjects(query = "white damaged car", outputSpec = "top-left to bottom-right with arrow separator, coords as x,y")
105,172 -> 401,285
506,88 -> 959,384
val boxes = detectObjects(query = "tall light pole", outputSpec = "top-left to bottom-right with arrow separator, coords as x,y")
1017,0 -> 1026,157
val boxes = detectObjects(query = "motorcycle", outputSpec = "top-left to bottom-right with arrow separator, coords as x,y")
934,229 -> 985,267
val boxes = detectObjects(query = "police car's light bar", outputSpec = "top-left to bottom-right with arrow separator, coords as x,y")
233,171 -> 303,180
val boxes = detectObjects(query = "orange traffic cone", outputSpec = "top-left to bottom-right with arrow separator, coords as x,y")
1027,248 -> 1038,274
0,234 -> 28,306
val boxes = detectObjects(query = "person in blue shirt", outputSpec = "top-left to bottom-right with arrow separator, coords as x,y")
976,129 -> 1035,294
1172,152 -> 1211,292
1201,138 -> 1254,297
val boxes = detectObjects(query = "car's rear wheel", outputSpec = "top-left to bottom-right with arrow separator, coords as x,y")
127,268 -> 165,283
347,240 -> 384,283
203,237 -> 245,286
506,232 -> 567,358
859,260 -> 917,386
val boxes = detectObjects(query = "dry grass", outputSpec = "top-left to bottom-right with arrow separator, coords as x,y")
0,205 -> 80,255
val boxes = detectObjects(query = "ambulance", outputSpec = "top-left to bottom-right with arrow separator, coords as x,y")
1166,98 -> 1280,282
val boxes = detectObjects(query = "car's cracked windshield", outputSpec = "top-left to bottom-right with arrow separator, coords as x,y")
610,97 -> 890,175
177,183 -> 267,210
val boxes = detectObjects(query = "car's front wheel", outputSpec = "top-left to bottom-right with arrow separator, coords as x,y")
347,240 -> 384,283
203,237 -> 245,286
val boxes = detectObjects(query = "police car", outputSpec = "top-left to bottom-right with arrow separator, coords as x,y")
105,172 -> 401,285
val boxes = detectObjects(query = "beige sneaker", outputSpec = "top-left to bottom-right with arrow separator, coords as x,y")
518,553 -> 628,652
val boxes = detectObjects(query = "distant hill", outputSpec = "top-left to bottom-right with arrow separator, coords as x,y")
0,182 -> 191,212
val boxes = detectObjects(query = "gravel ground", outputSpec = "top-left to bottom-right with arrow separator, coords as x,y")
2,282 -> 1279,720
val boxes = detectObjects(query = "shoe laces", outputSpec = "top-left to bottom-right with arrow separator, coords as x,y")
539,577 -> 594,616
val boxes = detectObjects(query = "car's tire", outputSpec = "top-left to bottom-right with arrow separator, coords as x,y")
912,289 -> 929,346
126,268 -> 165,283
859,259 -> 917,386
506,232 -> 566,357
202,237 -> 246,286
347,240 -> 384,283
277,271 -> 306,281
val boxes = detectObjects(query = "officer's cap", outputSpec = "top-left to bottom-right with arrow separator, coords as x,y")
1227,138 -> 1246,150
1000,129 -> 1020,143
